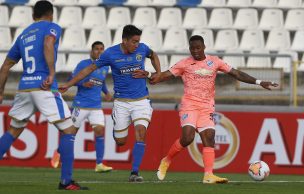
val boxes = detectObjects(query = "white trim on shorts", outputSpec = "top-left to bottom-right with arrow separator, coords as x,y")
181,123 -> 196,129
197,126 -> 216,133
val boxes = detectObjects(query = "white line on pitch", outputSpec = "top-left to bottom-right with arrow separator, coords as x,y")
5,180 -> 304,184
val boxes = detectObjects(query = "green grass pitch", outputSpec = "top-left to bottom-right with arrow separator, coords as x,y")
0,167 -> 303,194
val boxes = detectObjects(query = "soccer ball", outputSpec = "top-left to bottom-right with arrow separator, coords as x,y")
248,161 -> 270,181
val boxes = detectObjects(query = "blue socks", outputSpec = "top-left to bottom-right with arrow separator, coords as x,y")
131,142 -> 146,174
0,132 -> 15,159
95,136 -> 105,164
59,134 -> 75,185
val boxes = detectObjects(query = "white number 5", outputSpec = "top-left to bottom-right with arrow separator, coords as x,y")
25,45 -> 36,74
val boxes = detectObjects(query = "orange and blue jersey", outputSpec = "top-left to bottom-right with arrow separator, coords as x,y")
170,55 -> 232,112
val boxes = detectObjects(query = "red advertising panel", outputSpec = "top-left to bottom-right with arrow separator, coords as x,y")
0,106 -> 303,174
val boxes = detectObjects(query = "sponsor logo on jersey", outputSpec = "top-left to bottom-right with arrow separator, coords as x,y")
115,59 -> 125,62
50,29 -> 57,37
136,54 -> 142,62
89,78 -> 103,86
188,112 -> 240,169
207,60 -> 214,67
21,76 -> 42,81
194,68 -> 213,76
119,64 -> 141,75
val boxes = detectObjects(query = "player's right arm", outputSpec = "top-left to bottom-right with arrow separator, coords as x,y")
60,48 -> 111,93
59,64 -> 98,93
149,70 -> 175,85
42,23 -> 62,90
41,35 -> 56,90
0,57 -> 17,104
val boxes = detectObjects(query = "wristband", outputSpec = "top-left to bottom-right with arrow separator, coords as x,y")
147,72 -> 152,79
255,80 -> 262,85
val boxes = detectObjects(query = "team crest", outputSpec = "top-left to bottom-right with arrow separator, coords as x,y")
182,113 -> 188,120
50,29 -> 57,37
136,54 -> 142,62
207,60 -> 214,67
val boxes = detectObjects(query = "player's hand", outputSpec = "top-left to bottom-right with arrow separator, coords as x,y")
58,84 -> 70,93
41,75 -> 54,90
82,81 -> 94,88
104,93 -> 112,101
149,73 -> 162,85
260,81 -> 279,90
132,69 -> 149,78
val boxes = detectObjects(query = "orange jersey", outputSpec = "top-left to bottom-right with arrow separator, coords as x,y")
169,55 -> 232,112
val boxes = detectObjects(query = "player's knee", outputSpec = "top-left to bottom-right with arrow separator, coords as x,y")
200,128 -> 215,147
93,125 -> 105,137
180,135 -> 194,147
55,119 -> 77,134
204,129 -> 215,140
135,129 -> 146,142
115,137 -> 127,146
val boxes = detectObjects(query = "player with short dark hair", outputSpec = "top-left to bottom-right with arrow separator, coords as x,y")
60,24 -> 162,182
0,0 -> 87,190
133,35 -> 278,184
51,41 -> 112,172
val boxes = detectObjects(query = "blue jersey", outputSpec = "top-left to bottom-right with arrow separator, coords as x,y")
7,21 -> 62,91
72,59 -> 109,109
95,43 -> 151,99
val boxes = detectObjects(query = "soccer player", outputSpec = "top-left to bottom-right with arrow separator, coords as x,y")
59,25 -> 162,182
51,41 -> 113,172
0,1 -> 87,190
133,35 -> 278,184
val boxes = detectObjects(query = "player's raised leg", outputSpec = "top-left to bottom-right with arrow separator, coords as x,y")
157,125 -> 195,181
0,92 -> 34,159
199,128 -> 228,184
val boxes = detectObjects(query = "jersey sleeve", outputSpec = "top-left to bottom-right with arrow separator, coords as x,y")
46,23 -> 62,42
169,59 -> 186,77
216,56 -> 232,73
141,43 -> 152,58
72,61 -> 90,86
95,49 -> 111,68
7,38 -> 21,62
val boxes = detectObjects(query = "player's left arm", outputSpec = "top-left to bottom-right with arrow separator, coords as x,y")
0,57 -> 17,104
228,68 -> 279,90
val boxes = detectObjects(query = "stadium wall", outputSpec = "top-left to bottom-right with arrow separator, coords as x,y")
0,106 -> 303,174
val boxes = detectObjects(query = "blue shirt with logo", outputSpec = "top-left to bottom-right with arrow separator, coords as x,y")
95,43 -> 151,99
72,59 -> 109,109
7,21 -> 62,91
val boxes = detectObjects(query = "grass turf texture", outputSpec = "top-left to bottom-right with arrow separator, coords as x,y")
0,167 -> 303,194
